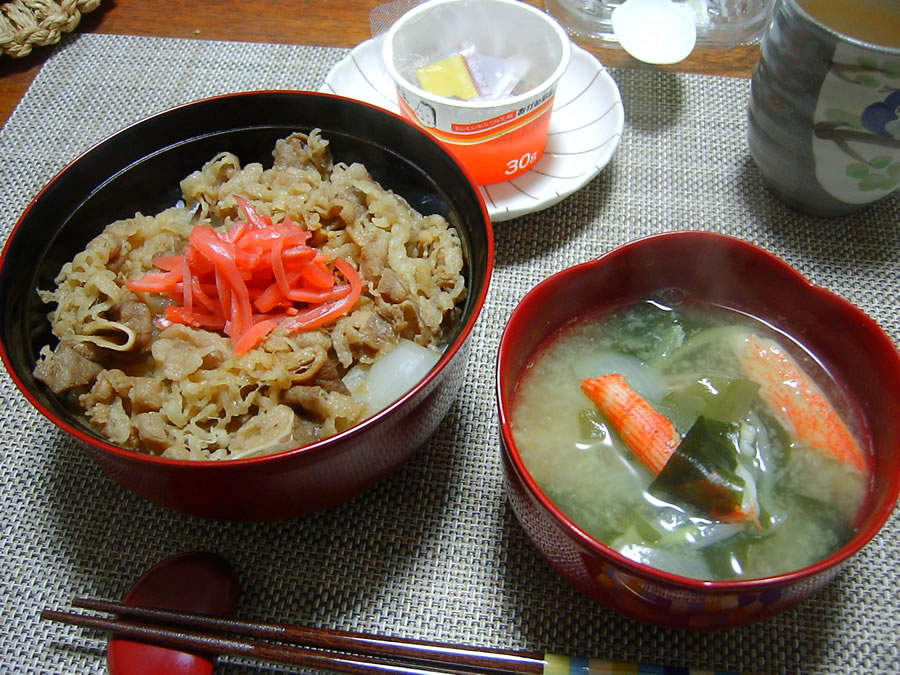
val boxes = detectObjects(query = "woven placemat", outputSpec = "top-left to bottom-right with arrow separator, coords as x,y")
1,33 -> 898,674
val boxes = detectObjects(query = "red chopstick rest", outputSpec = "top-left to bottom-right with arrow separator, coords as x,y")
107,551 -> 240,675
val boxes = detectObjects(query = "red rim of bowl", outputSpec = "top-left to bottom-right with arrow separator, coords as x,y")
0,89 -> 495,470
497,230 -> 900,593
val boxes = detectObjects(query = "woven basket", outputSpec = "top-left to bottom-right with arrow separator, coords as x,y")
1,0 -> 101,58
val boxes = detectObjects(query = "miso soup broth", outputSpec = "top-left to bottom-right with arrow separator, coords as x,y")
511,293 -> 871,581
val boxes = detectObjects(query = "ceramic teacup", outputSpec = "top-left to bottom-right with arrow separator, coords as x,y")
748,0 -> 900,216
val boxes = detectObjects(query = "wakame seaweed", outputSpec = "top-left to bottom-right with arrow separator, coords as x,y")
649,416 -> 748,520
662,376 -> 760,431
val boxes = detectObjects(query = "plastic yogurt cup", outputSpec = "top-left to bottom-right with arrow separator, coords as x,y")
383,0 -> 571,185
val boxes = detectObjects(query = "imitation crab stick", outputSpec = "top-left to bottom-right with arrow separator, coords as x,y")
734,333 -> 867,472
126,195 -> 363,355
582,374 -> 761,527
581,374 -> 681,476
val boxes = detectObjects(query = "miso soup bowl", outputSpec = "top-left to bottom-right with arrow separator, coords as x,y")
0,91 -> 493,521
497,231 -> 900,629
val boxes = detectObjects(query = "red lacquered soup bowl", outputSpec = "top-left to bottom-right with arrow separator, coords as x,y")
497,231 -> 900,628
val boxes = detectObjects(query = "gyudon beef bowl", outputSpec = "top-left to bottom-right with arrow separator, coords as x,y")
0,91 -> 493,520
497,232 -> 900,628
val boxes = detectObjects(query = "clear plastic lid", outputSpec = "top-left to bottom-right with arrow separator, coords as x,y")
545,0 -> 776,47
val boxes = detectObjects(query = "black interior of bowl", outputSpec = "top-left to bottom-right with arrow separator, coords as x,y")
1,91 -> 490,438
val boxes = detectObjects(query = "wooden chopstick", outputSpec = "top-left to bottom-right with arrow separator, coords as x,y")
43,607 -> 435,674
41,597 -> 546,674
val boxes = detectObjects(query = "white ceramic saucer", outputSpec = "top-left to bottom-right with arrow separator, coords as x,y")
320,38 -> 625,222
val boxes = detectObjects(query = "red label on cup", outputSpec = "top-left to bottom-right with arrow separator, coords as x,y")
452,110 -> 518,133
